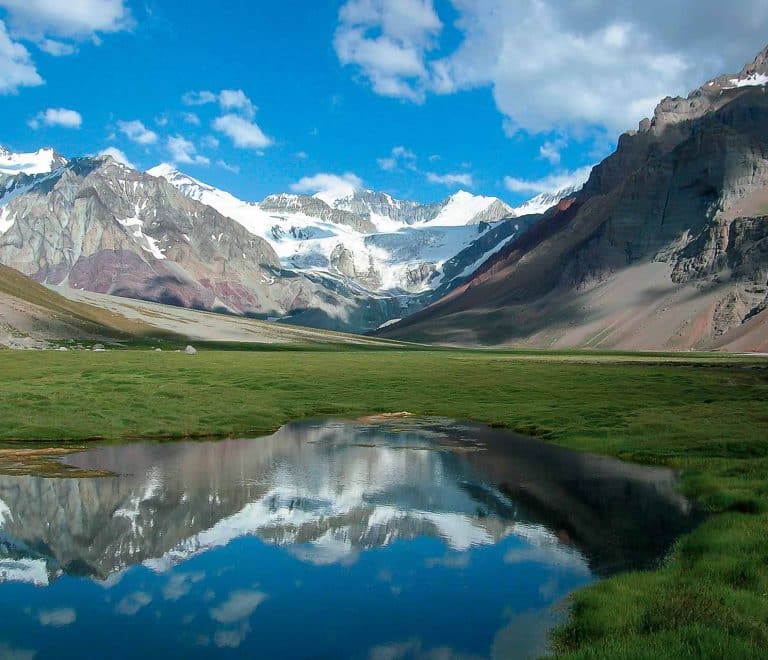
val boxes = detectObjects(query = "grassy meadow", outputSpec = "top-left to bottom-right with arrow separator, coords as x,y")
0,347 -> 765,658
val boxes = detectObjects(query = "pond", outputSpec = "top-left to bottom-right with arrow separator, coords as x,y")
0,417 -> 701,659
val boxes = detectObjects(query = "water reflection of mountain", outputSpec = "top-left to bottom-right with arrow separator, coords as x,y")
0,419 -> 699,584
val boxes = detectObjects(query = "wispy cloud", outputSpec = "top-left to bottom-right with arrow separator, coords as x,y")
28,107 -> 82,129
167,135 -> 210,165
377,145 -> 417,171
98,146 -> 134,168
291,172 -> 363,204
117,119 -> 157,145
427,171 -> 473,188
504,166 -> 593,195
212,114 -> 272,150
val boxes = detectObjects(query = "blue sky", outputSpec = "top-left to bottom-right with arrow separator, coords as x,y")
0,1 -> 766,204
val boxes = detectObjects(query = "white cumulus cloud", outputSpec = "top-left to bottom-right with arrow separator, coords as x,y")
212,114 -> 272,150
335,0 -> 768,135
218,89 -> 256,118
117,119 -> 157,145
539,139 -> 566,166
167,136 -> 210,166
0,20 -> 42,93
28,107 -> 82,129
291,172 -> 363,204
98,146 -> 134,168
334,0 -> 442,101
0,0 -> 132,41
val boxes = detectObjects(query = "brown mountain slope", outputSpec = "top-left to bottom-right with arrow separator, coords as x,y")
0,263 -> 160,347
379,47 -> 768,352
0,263 -> 411,348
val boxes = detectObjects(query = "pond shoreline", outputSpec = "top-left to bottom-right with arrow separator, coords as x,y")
0,349 -> 764,657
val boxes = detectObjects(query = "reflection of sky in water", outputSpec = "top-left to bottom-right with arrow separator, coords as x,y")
0,419 -> 699,659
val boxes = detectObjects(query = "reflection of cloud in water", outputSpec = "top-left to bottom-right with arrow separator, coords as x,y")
115,591 -> 152,616
0,418 -> 698,584
162,571 -> 205,601
207,590 -> 266,650
38,608 -> 76,627
0,558 -> 50,586
213,622 -> 251,649
0,418 -> 703,659
503,524 -> 590,575
0,643 -> 36,660
425,553 -> 470,569
368,638 -> 484,660
491,609 -> 561,660
288,531 -> 360,566
209,589 -> 267,624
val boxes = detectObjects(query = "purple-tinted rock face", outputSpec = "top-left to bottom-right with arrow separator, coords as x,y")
67,250 -> 158,294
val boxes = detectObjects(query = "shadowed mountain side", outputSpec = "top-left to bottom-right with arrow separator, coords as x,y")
53,286 -> 411,346
379,48 -> 768,351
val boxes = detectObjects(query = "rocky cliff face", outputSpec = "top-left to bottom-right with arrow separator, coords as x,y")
380,46 -> 768,351
260,193 -> 377,233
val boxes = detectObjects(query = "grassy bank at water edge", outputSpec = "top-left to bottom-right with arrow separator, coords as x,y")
0,348 -> 765,658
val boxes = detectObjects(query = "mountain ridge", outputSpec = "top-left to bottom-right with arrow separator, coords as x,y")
0,151 -> 551,333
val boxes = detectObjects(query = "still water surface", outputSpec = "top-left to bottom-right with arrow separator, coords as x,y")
0,418 -> 700,659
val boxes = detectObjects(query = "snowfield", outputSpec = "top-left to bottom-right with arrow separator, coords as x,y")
149,164 -> 525,295
0,147 -> 66,176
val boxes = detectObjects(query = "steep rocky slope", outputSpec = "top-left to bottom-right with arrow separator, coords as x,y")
380,46 -> 768,352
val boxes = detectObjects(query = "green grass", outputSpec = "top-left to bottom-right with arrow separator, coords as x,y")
0,348 -> 766,658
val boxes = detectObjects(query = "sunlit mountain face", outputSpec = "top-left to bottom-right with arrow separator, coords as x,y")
0,419 -> 700,658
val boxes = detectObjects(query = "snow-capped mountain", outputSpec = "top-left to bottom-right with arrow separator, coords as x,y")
149,164 -> 519,296
0,149 -> 532,332
0,146 -> 67,176
511,183 -> 583,217
0,145 -> 580,333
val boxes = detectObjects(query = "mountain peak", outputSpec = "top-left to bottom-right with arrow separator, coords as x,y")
147,163 -> 179,180
741,43 -> 768,76
643,44 -> 768,135
147,164 -> 220,197
512,183 -> 583,217
0,146 -> 67,176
